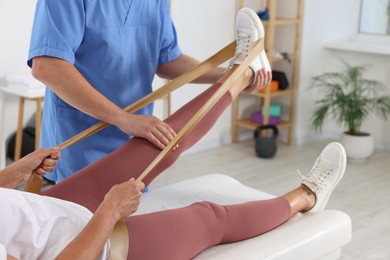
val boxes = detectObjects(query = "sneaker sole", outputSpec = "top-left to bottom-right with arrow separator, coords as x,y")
239,7 -> 271,72
312,142 -> 347,212
239,7 -> 265,38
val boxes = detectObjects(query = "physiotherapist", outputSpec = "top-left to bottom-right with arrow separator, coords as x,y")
28,0 -> 225,183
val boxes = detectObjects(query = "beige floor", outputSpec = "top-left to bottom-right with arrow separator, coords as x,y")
149,139 -> 390,260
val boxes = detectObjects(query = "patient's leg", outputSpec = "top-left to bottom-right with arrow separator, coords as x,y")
125,140 -> 346,260
126,198 -> 291,260
125,187 -> 315,260
43,67 -> 254,211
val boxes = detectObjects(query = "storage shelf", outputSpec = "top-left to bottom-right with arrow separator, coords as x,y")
263,18 -> 300,26
271,53 -> 298,63
236,118 -> 292,129
232,0 -> 303,145
241,88 -> 295,98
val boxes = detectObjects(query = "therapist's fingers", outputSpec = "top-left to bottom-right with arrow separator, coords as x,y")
153,122 -> 179,148
246,69 -> 272,93
121,114 -> 179,150
146,129 -> 178,151
143,123 -> 172,150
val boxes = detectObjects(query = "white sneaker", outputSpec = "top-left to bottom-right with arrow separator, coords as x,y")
229,7 -> 271,87
299,142 -> 347,212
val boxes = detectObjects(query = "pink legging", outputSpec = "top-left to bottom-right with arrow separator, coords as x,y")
43,83 -> 291,259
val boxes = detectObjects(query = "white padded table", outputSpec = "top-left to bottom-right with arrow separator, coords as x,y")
134,174 -> 352,260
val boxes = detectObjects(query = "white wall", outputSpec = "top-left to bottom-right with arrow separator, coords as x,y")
296,0 -> 358,144
171,0 -> 390,152
0,0 -> 237,167
1,0 -> 389,168
166,0 -> 237,153
297,0 -> 390,150
0,0 -> 37,168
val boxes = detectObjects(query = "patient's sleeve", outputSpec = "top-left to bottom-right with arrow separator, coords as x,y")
0,244 -> 7,260
0,188 -> 108,259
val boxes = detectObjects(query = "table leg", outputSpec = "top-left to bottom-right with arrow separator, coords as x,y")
0,91 -> 4,169
231,98 -> 239,143
14,97 -> 25,161
35,97 -> 43,149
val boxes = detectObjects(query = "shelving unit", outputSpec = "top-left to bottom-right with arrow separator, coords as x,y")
232,0 -> 303,144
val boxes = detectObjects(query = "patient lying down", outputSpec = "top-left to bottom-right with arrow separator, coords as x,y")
0,8 -> 346,260
0,140 -> 346,259
0,79 -> 347,259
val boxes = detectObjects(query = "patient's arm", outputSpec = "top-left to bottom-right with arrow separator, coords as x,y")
56,179 -> 144,260
7,254 -> 17,260
0,148 -> 60,189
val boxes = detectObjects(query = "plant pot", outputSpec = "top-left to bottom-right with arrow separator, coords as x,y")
339,132 -> 375,160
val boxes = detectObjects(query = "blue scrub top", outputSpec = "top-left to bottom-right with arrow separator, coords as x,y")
28,0 -> 182,183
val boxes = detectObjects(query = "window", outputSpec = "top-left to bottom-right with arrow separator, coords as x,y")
324,0 -> 390,54
357,0 -> 390,42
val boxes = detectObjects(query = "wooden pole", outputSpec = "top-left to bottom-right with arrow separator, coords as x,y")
137,40 -> 263,182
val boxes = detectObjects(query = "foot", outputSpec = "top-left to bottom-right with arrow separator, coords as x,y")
229,7 -> 271,91
298,142 -> 347,212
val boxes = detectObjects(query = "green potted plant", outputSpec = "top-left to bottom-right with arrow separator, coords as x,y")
310,62 -> 390,159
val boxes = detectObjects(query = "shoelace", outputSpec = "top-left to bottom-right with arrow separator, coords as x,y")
229,32 -> 252,67
297,158 -> 334,193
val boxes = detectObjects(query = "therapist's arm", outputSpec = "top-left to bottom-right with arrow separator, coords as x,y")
31,57 -> 176,150
157,53 -> 226,84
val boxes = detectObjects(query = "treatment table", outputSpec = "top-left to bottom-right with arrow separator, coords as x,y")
134,174 -> 352,260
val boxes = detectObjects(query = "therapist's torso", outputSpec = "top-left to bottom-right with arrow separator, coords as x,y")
28,0 -> 181,182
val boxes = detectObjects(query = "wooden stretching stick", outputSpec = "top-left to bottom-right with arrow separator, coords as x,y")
23,39 -> 264,191
23,170 -> 43,194
21,40 -> 236,260
23,41 -> 236,193
136,39 -> 263,182
57,42 -> 236,150
109,220 -> 130,260
22,39 -> 264,260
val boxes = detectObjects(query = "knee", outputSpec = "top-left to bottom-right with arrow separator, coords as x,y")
193,201 -> 226,222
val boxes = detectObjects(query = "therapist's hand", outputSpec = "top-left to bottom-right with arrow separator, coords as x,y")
244,69 -> 272,94
116,112 -> 177,150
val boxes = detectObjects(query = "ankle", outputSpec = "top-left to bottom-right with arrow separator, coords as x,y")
300,185 -> 316,212
226,67 -> 255,99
